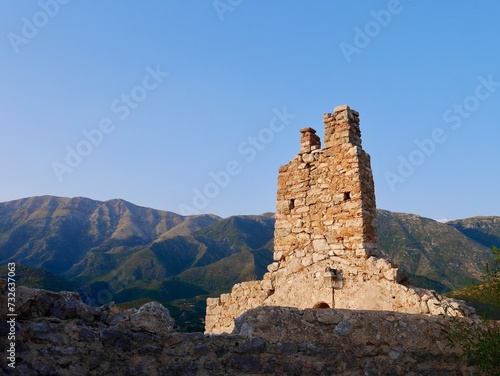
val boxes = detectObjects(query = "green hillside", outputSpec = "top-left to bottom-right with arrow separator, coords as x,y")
1,196 -> 498,331
178,249 -> 273,295
197,215 -> 275,251
0,264 -> 74,292
446,277 -> 500,319
448,217 -> 500,249
377,210 -> 493,292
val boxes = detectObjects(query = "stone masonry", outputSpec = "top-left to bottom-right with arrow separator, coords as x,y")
205,105 -> 474,334
1,281 -> 481,375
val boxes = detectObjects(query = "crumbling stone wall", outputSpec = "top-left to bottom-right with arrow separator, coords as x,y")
1,282 -> 480,376
205,105 -> 475,335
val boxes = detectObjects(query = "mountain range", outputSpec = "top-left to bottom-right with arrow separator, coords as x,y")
0,195 -> 498,330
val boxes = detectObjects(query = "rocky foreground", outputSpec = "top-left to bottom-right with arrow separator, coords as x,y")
0,280 -> 477,375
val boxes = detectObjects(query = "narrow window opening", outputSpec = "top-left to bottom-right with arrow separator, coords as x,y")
289,199 -> 295,209
343,192 -> 351,201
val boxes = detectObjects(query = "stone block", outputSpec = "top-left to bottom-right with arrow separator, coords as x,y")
301,256 -> 313,267
267,262 -> 279,272
232,283 -> 243,293
294,219 -> 303,227
260,280 -> 273,291
275,220 -> 292,229
295,249 -> 306,258
383,268 -> 399,281
376,258 -> 391,272
220,294 -> 230,303
302,153 -> 315,163
332,193 -> 345,203
312,238 -> 329,253
295,206 -> 309,214
312,253 -> 326,263
276,200 -> 293,211
333,105 -> 349,114
275,228 -> 291,237
206,298 -> 220,308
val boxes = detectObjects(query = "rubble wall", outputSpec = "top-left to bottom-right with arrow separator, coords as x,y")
1,282 -> 480,376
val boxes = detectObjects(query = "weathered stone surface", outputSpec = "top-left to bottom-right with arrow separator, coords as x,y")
334,319 -> 353,337
1,283 -> 484,375
205,105 -> 475,335
130,301 -> 175,335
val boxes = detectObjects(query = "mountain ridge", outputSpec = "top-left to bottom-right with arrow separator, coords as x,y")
0,195 -> 497,330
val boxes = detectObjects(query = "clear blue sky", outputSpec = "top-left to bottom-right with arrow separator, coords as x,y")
1,1 -> 499,220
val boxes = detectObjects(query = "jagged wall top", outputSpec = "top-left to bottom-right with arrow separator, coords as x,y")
299,105 -> 362,154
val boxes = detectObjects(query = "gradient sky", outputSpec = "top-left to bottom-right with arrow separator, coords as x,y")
1,1 -> 499,220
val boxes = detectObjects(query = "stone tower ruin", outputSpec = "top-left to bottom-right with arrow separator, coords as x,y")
205,105 -> 473,334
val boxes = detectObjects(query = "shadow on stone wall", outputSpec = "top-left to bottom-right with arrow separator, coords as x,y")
0,280 -> 479,375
